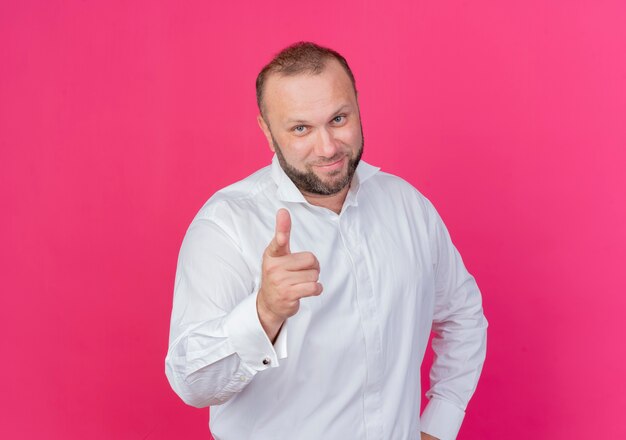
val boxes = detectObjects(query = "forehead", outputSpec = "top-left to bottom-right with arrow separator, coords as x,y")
263,59 -> 357,123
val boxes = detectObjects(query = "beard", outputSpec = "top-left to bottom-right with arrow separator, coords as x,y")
271,134 -> 364,196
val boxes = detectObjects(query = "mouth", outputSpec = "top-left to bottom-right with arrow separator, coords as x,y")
314,157 -> 345,172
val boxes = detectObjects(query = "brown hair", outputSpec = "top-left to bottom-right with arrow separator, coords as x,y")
255,41 -> 357,115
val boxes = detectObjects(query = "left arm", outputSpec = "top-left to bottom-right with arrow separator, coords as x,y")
420,199 -> 488,440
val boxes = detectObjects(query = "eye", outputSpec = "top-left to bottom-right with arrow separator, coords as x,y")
293,125 -> 307,134
332,115 -> 345,124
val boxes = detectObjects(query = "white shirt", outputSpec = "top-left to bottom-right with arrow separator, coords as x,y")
165,155 -> 488,440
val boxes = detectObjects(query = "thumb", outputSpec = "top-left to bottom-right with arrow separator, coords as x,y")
267,208 -> 291,257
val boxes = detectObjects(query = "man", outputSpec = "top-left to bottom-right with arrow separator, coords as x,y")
165,42 -> 488,440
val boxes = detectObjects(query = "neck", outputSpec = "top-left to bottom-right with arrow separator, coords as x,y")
301,185 -> 350,215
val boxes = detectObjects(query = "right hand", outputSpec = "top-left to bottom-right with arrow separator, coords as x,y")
257,209 -> 323,341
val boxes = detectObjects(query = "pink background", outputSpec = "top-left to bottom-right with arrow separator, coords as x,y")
1,1 -> 625,438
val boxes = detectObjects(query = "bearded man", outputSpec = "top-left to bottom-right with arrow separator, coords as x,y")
166,41 -> 488,440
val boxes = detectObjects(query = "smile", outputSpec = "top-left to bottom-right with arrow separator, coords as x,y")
314,157 -> 345,171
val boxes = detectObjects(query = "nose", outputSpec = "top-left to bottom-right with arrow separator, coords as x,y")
314,127 -> 340,159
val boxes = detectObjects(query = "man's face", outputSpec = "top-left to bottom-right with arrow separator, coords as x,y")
258,59 -> 364,196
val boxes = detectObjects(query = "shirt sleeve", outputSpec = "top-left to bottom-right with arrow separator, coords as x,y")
420,200 -> 488,440
165,217 -> 288,408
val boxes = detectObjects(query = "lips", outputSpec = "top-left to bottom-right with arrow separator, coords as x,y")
315,157 -> 345,171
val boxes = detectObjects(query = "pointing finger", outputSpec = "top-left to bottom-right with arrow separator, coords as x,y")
267,208 -> 291,257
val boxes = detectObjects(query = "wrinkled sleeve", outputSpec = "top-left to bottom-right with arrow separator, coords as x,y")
165,218 -> 287,408
420,201 -> 488,440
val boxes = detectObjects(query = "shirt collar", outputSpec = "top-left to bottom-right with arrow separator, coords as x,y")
270,154 -> 380,206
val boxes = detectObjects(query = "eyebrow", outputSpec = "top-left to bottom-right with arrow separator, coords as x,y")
285,104 -> 352,125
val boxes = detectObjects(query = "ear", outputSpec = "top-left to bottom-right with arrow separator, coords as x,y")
257,114 -> 275,152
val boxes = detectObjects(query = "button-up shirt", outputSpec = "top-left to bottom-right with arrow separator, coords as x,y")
165,155 -> 488,440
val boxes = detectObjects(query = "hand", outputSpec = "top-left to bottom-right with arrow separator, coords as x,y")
257,209 -> 323,341
421,433 -> 439,440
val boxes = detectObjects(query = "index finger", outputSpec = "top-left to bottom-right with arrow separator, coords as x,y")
266,208 -> 291,257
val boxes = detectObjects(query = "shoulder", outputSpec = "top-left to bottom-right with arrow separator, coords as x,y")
362,170 -> 450,252
194,164 -> 273,221
368,170 -> 418,192
363,170 -> 436,215
180,164 -> 275,248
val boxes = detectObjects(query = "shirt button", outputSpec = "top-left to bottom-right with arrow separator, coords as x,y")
262,357 -> 271,366
239,375 -> 247,382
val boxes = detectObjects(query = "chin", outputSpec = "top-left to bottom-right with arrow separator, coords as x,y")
318,169 -> 346,183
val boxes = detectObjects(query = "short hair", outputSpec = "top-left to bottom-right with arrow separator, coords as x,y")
255,41 -> 357,116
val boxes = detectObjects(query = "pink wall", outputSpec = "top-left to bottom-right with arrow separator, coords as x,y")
1,1 -> 625,438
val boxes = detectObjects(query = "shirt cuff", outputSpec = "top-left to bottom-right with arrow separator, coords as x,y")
420,398 -> 466,440
223,291 -> 286,371
274,319 -> 288,360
